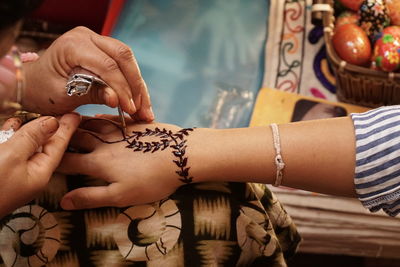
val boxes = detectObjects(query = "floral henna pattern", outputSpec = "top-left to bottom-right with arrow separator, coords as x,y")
125,127 -> 195,183
83,120 -> 195,184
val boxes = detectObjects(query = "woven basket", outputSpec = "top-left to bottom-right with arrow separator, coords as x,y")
312,0 -> 400,107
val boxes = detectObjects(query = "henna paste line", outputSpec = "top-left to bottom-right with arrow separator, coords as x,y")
81,119 -> 195,184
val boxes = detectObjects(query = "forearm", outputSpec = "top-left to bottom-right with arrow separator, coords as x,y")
190,116 -> 357,197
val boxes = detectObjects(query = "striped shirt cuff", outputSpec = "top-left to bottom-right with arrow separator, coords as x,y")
351,105 -> 400,217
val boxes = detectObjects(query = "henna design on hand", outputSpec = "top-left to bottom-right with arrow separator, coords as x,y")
82,119 -> 195,184
125,127 -> 195,184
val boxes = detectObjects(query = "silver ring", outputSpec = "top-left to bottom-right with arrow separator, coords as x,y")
0,129 -> 15,144
66,73 -> 107,97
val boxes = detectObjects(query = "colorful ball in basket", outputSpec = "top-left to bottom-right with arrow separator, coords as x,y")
359,0 -> 391,40
372,32 -> 400,72
332,24 -> 372,66
387,0 -> 400,26
339,0 -> 363,11
336,11 -> 360,28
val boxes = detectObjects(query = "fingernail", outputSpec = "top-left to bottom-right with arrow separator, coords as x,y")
61,197 -> 74,210
2,117 -> 22,131
135,93 -> 142,108
70,111 -> 81,119
40,117 -> 59,134
20,52 -> 39,63
66,112 -> 82,123
10,117 -> 22,130
129,98 -> 136,114
147,106 -> 155,121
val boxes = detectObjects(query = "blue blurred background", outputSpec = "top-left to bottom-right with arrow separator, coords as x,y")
78,0 -> 269,128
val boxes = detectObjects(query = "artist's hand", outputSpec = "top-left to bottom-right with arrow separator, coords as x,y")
22,26 -> 153,120
0,113 -> 80,218
57,118 -> 196,210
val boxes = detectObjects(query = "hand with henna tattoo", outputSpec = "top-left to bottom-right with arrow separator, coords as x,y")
58,118 -> 196,210
59,112 -> 363,213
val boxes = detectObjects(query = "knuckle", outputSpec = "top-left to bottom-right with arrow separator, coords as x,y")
134,77 -> 145,88
55,26 -> 92,50
116,45 -> 134,61
51,134 -> 69,147
86,154 -> 100,172
102,57 -> 119,72
73,26 -> 90,33
141,84 -> 151,102
108,188 -> 126,207
131,77 -> 146,95
56,30 -> 75,43
20,130 -> 40,150
53,35 -> 75,51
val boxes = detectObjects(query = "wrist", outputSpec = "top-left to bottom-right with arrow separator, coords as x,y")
188,127 -> 276,185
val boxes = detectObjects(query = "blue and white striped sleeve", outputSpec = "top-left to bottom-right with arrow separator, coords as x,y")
351,105 -> 400,217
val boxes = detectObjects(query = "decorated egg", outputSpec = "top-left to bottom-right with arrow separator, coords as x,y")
373,25 -> 400,41
387,0 -> 400,25
339,0 -> 364,11
372,33 -> 400,71
383,25 -> 400,38
336,11 -> 360,28
332,24 -> 372,66
359,0 -> 390,41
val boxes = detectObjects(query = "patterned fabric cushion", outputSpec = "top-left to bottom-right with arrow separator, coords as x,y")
0,173 -> 301,267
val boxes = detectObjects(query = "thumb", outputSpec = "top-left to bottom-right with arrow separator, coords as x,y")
8,116 -> 59,159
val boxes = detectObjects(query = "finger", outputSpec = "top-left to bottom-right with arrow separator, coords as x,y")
103,87 -> 118,108
67,36 -> 136,115
28,113 -> 81,177
7,116 -> 59,160
136,85 -> 154,122
57,152 -> 98,176
66,67 -> 119,108
68,129 -> 101,152
1,117 -> 22,131
60,185 -> 118,210
86,84 -> 119,108
91,34 -> 148,116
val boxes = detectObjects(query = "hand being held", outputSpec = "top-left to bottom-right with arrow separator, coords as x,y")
0,113 -> 81,218
58,117 -> 195,210
22,26 -> 153,121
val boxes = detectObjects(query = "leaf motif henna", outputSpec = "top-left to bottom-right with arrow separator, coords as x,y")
124,127 -> 195,184
82,119 -> 196,184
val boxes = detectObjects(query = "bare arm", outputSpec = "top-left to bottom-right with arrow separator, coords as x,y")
59,116 -> 357,210
190,116 -> 356,197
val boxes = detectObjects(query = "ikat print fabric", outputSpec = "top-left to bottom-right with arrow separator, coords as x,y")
0,175 -> 300,267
